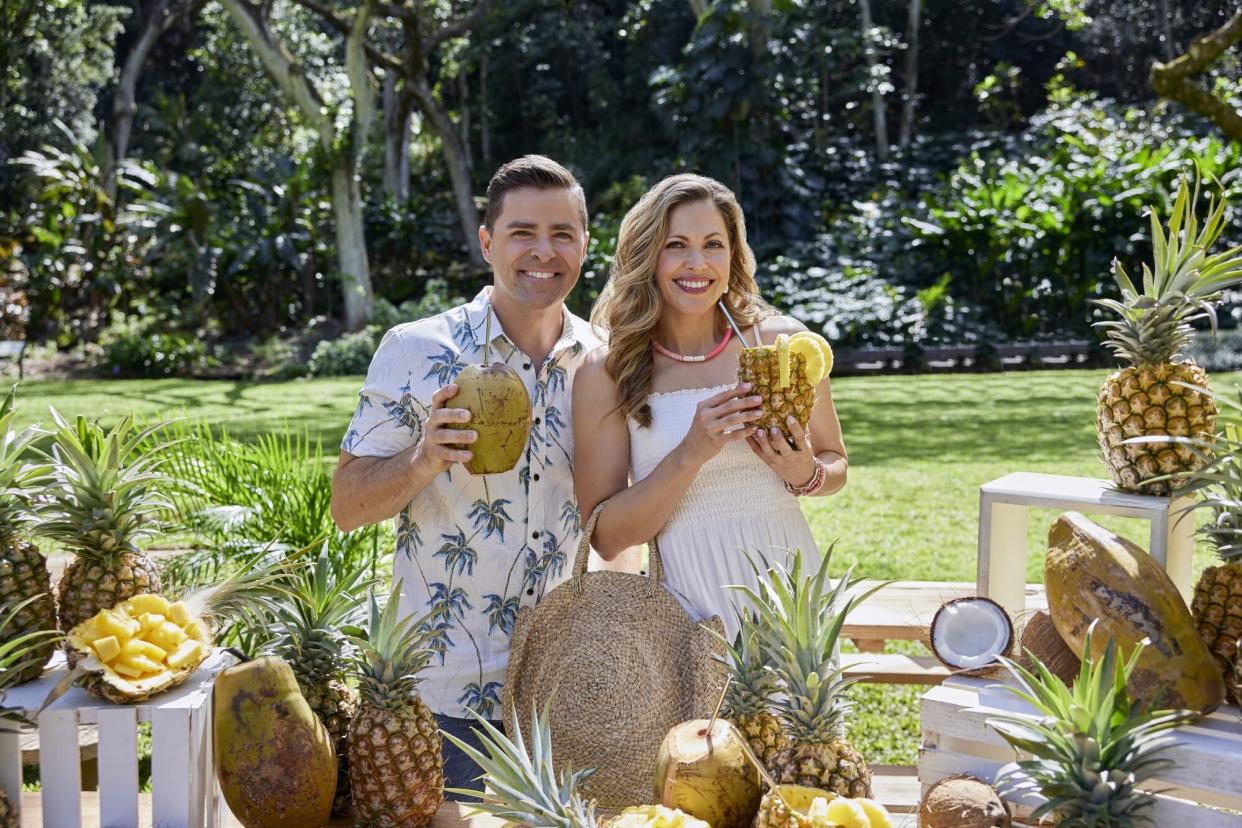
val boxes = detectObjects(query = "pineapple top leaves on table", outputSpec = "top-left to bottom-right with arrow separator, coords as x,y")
349,585 -> 439,710
988,623 -> 1197,828
442,703 -> 599,828
0,386 -> 48,537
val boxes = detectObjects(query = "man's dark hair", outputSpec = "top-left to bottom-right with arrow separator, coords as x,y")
483,155 -> 588,232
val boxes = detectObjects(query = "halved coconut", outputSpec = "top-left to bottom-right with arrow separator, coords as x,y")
928,597 -> 1014,675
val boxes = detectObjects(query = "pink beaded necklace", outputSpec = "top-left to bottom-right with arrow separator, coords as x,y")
651,328 -> 733,363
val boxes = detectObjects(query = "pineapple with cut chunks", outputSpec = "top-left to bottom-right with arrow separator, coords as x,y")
737,331 -> 832,443
59,551 -> 297,704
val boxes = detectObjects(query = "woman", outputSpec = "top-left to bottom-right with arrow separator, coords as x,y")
572,173 -> 847,636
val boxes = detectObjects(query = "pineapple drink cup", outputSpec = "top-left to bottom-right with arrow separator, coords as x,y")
737,331 -> 834,444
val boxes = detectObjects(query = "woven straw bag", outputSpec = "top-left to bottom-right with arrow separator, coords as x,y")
501,501 -> 727,808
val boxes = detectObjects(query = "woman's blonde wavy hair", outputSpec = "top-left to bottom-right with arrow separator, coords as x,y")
591,173 -> 775,428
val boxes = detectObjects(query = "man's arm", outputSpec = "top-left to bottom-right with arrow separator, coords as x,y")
331,382 -> 476,532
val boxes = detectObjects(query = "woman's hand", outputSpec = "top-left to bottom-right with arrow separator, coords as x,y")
676,383 -> 763,467
749,415 -> 816,487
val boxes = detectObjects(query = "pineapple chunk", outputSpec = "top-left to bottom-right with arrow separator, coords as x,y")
184,620 -> 210,642
92,635 -> 122,663
149,621 -> 187,651
98,610 -> 140,643
822,798 -> 869,828
138,612 -> 165,632
111,660 -> 144,678
127,594 -> 171,616
165,639 -> 203,671
117,653 -> 162,675
122,638 -> 168,662
167,601 -> 191,626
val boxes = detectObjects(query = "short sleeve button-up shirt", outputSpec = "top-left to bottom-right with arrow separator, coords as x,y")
341,287 -> 602,719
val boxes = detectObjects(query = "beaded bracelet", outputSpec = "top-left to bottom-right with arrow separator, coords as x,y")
784,457 -> 828,497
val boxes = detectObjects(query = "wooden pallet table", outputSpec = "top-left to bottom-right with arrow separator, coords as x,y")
978,472 -> 1195,614
3,650 -> 231,828
920,676 -> 1242,826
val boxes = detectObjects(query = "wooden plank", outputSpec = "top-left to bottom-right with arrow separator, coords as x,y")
97,707 -> 139,828
841,653 -> 949,685
39,708 -> 81,827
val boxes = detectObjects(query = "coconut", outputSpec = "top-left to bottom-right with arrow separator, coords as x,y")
448,312 -> 533,475
927,597 -> 1014,676
1017,610 -> 1080,685
654,718 -> 761,828
919,775 -> 1011,828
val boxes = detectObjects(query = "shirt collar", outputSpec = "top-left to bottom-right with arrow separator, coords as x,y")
463,287 -> 596,362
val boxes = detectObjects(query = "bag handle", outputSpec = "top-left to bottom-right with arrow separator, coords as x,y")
572,500 -> 664,587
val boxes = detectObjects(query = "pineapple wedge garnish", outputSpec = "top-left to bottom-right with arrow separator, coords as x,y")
776,334 -> 791,389
788,331 -> 833,386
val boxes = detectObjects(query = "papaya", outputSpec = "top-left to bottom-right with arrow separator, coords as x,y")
213,656 -> 337,828
1046,512 -> 1225,714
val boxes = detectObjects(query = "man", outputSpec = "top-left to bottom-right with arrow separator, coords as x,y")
331,155 -> 601,797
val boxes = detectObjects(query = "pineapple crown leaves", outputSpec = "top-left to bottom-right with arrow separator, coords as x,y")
987,622 -> 1196,826
178,541 -> 312,630
0,387 -> 49,532
728,547 -> 889,733
712,619 -> 781,715
34,408 -> 182,557
262,549 -> 376,671
348,583 -> 438,709
442,703 -> 598,828
0,595 -> 61,726
1095,173 -> 1242,366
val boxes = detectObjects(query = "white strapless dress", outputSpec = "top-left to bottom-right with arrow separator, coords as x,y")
628,383 -> 822,639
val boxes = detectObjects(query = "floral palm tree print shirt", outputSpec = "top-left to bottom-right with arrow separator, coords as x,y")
342,288 -> 601,719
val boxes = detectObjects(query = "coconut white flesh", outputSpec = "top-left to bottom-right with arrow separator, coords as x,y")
932,600 -> 1011,668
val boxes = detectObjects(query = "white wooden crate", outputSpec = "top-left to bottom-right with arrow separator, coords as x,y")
1,649 -> 233,828
920,676 -> 1242,826
978,472 -> 1196,614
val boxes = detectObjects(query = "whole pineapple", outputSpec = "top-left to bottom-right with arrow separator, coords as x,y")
1168,424 -> 1242,704
347,586 -> 443,827
989,622 -> 1196,826
738,339 -> 814,441
733,548 -> 885,798
36,411 -> 170,632
718,621 -> 788,764
1095,175 -> 1242,495
0,388 -> 56,682
265,553 -> 371,815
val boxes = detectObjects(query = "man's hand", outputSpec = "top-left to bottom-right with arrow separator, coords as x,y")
414,382 -> 477,475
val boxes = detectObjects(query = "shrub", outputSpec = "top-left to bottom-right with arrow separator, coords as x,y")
98,317 -> 210,378
306,329 -> 377,377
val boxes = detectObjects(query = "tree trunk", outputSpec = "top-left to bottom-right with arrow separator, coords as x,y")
1151,9 -> 1242,142
898,0 -> 921,148
458,70 -> 473,174
221,0 -> 376,328
687,0 -> 708,17
1158,0 -> 1176,61
331,153 -> 372,331
409,74 -> 483,266
382,73 -> 412,201
480,52 -> 491,170
859,0 -> 889,161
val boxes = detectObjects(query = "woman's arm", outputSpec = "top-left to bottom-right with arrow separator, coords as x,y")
572,351 -> 762,559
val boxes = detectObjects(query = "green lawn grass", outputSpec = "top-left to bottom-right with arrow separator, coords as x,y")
10,368 -> 1238,767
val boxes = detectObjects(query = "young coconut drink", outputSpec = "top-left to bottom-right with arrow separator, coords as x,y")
447,308 -> 532,475
919,776 -> 1010,828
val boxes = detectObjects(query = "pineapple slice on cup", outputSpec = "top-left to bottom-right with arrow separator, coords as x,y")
737,331 -> 833,444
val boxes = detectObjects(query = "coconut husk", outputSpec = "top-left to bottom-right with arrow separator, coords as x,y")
1017,610 -> 1080,686
924,597 -> 1015,679
919,775 -> 1011,828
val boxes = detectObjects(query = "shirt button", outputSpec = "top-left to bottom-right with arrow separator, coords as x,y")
532,531 -> 541,539
532,473 -> 540,481
523,362 -> 531,370
526,588 -> 534,596
534,417 -> 542,425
